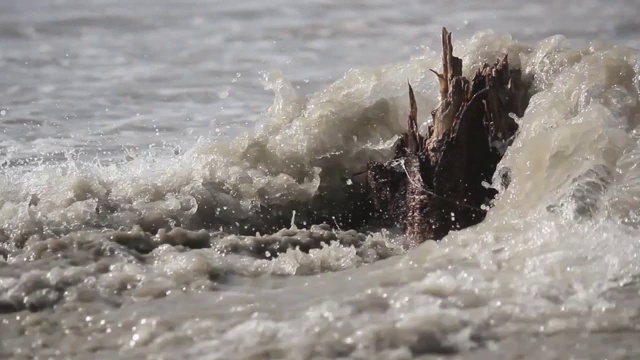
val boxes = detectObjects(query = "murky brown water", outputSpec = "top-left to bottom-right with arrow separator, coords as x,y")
2,1 -> 640,358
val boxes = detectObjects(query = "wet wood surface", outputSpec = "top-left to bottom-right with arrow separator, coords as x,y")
366,27 -> 530,248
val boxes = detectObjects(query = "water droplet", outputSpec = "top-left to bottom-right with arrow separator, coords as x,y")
0,110 -> 6,116
217,89 -> 229,99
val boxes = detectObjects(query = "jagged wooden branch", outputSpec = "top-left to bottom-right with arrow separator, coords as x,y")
366,27 -> 529,248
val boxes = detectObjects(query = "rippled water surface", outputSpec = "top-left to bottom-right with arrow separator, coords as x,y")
2,0 -> 640,359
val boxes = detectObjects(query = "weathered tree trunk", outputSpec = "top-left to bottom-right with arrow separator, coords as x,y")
366,27 -> 530,248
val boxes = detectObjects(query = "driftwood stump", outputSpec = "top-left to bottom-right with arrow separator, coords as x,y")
366,27 -> 529,248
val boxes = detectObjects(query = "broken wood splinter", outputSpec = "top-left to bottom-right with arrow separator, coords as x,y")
365,27 -> 531,248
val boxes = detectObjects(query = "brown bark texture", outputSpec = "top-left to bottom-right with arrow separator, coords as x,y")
366,27 -> 530,248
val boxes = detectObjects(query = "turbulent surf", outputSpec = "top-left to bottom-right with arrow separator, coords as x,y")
2,2 -> 640,358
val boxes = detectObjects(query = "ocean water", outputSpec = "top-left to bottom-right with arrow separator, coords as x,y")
2,0 -> 640,359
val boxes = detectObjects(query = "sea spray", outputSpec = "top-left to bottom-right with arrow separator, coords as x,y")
2,30 -> 640,358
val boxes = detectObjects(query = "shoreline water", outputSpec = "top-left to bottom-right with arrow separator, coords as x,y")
3,1 -> 640,358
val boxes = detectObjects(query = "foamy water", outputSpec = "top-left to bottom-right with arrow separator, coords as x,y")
2,1 -> 640,359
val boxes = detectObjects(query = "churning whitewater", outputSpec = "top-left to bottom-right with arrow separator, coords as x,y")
2,21 -> 640,360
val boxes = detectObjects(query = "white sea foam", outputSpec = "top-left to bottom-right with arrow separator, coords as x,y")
2,23 -> 640,360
